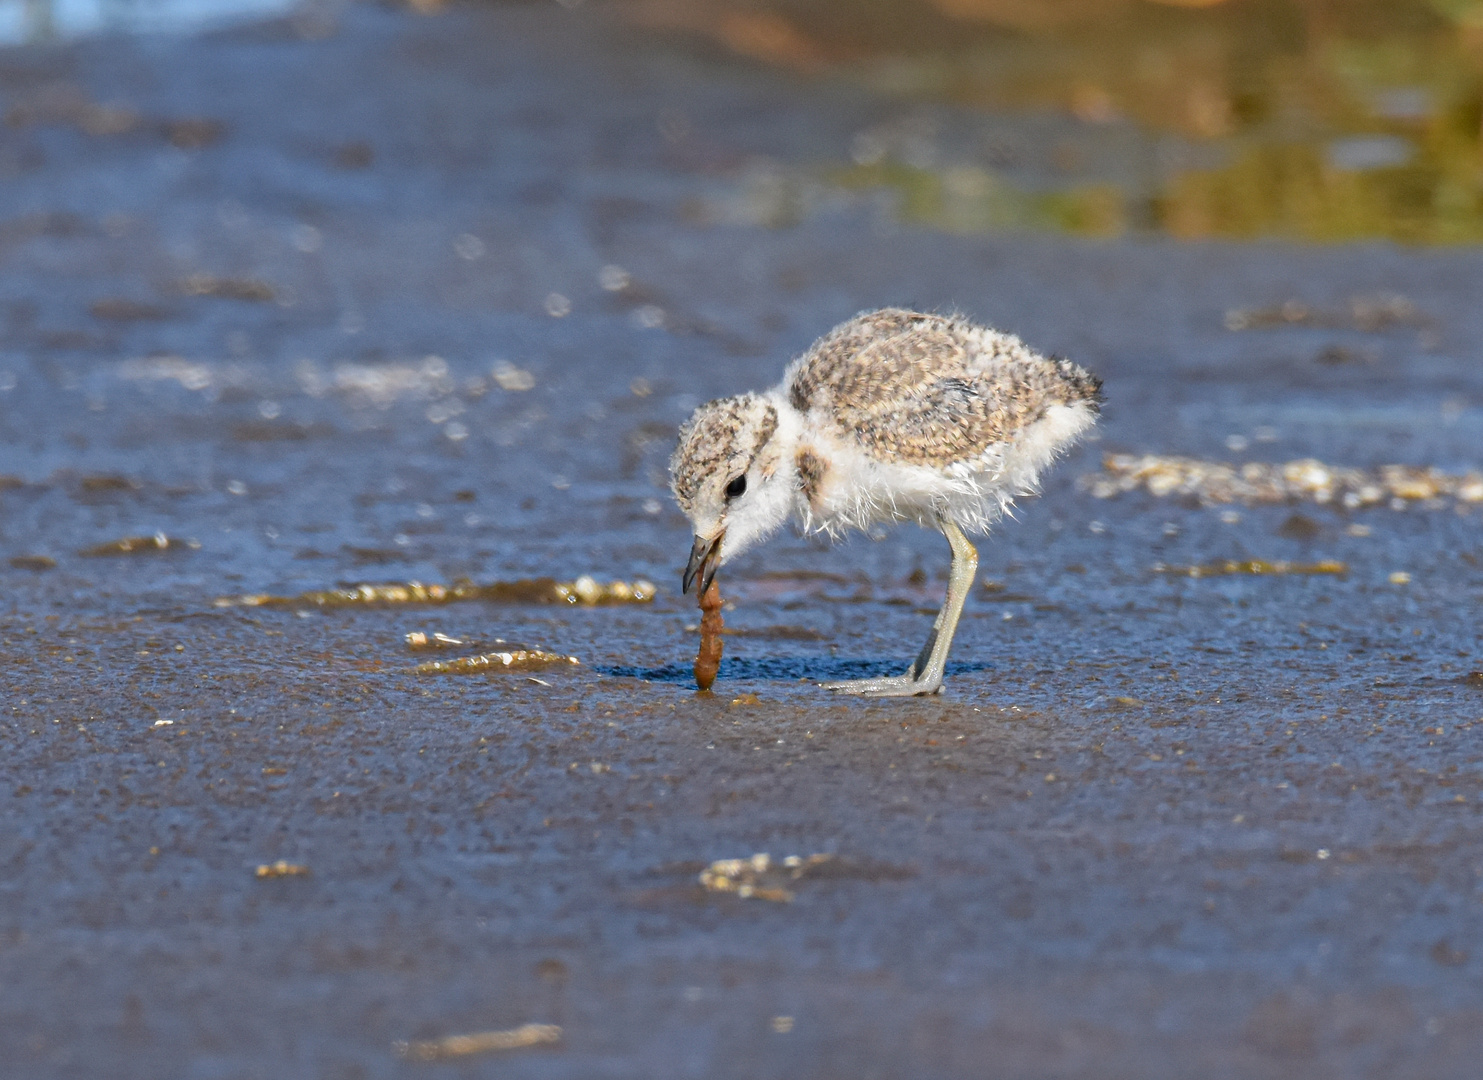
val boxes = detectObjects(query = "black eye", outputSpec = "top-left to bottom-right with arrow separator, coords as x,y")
724,474 -> 747,500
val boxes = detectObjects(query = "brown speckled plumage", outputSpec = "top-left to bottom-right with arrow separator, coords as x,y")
787,308 -> 1101,468
751,402 -> 778,467
671,394 -> 776,512
796,447 -> 826,509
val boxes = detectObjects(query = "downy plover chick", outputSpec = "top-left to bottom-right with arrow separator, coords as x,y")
670,308 -> 1101,696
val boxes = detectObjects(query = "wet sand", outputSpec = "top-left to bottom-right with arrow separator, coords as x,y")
3,3 -> 1483,1076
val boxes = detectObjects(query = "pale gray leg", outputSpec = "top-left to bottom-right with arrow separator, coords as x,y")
822,519 -> 978,697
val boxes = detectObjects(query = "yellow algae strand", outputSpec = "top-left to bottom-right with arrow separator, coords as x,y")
215,576 -> 655,609
415,650 -> 580,676
394,1023 -> 562,1061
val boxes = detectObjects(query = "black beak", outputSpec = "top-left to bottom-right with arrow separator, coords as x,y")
682,533 -> 722,596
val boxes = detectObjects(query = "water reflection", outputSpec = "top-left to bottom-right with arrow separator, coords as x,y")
635,0 -> 1483,242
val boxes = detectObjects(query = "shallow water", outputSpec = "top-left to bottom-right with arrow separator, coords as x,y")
3,3 -> 1483,1077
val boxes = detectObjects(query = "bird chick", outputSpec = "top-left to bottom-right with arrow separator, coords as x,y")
670,307 -> 1101,696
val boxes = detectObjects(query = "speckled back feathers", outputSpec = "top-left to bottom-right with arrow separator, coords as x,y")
787,308 -> 1100,469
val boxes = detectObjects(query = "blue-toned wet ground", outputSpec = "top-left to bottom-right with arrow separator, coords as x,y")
2,3 -> 1483,1077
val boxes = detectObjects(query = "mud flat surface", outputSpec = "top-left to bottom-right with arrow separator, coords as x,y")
3,3 -> 1483,1077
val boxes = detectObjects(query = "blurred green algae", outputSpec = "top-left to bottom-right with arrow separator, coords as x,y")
630,0 -> 1483,242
